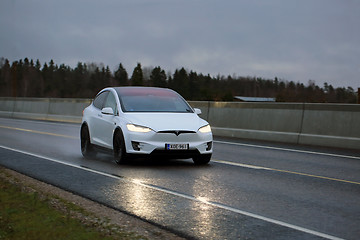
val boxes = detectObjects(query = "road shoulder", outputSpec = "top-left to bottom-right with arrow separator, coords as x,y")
0,167 -> 184,240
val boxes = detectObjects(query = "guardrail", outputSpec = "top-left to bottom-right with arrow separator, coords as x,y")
1,97 -> 359,150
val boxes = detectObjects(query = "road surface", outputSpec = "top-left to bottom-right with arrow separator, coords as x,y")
0,117 -> 359,239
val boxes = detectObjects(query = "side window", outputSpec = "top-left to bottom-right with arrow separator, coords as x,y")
93,91 -> 109,109
104,92 -> 117,115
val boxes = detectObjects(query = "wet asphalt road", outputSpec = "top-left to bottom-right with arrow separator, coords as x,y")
0,117 -> 359,240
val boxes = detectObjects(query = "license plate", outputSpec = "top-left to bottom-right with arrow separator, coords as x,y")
166,144 -> 189,150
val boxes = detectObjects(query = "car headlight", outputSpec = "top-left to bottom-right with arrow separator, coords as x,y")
127,124 -> 152,133
198,125 -> 211,133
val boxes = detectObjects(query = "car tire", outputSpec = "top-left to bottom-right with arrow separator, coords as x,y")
193,154 -> 211,165
114,129 -> 128,165
81,125 -> 95,158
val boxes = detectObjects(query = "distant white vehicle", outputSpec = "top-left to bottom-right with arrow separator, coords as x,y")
81,87 -> 213,165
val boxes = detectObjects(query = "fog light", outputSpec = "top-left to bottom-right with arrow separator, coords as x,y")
132,141 -> 141,151
206,141 -> 212,151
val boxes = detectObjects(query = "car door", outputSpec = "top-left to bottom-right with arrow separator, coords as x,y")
90,91 -> 109,147
98,91 -> 118,148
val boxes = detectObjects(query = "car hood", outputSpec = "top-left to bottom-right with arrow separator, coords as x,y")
123,112 -> 209,132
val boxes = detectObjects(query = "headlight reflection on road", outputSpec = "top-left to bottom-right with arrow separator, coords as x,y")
197,196 -> 210,204
111,178 -> 159,220
106,177 -> 220,237
190,178 -> 217,237
129,179 -> 155,218
131,178 -> 143,185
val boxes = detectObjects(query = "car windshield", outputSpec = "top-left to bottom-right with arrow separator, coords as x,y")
115,87 -> 193,113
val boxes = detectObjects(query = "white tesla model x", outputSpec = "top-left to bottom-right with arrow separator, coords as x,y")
80,87 -> 213,164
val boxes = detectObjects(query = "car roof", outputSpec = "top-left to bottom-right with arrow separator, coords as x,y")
113,87 -> 178,97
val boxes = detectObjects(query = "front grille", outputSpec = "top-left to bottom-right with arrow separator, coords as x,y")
158,130 -> 196,136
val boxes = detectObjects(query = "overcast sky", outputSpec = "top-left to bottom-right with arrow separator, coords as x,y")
1,0 -> 359,89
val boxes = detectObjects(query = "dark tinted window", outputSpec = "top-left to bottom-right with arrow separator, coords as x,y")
115,87 -> 193,113
93,91 -> 109,109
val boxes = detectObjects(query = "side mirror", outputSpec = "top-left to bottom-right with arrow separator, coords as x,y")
101,107 -> 114,115
194,108 -> 202,115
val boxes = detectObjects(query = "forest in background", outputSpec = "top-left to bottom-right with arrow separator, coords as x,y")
0,57 -> 358,103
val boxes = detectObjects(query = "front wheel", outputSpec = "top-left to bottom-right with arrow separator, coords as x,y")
193,154 -> 211,165
80,125 -> 95,158
113,130 -> 128,165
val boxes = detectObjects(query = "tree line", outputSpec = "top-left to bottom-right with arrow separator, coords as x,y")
0,57 -> 357,103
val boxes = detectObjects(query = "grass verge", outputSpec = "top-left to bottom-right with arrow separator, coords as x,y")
0,170 -> 146,240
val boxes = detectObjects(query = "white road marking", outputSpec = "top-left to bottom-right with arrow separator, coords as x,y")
214,140 -> 360,160
212,159 -> 360,185
0,125 -> 77,139
0,145 -> 344,240
212,159 -> 272,170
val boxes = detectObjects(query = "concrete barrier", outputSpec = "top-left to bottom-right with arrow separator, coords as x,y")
0,97 -> 91,123
190,101 -> 360,150
298,104 -> 360,149
0,97 -> 359,150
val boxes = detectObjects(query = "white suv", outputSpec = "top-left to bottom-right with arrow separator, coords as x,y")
80,87 -> 213,164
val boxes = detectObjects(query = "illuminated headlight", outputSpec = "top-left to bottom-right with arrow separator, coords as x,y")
198,125 -> 211,133
127,124 -> 152,133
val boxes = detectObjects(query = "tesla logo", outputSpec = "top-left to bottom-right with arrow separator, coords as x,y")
174,131 -> 180,136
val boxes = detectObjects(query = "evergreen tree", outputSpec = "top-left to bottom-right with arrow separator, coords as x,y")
114,63 -> 128,86
35,59 -> 41,70
171,68 -> 189,98
105,66 -> 112,85
89,67 -> 101,96
131,63 -> 143,86
10,61 -> 18,97
0,58 -> 11,96
73,62 -> 85,97
0,57 -> 357,103
188,71 -> 199,100
41,62 -> 48,95
43,61 -> 56,96
57,64 -> 70,97
150,66 -> 167,87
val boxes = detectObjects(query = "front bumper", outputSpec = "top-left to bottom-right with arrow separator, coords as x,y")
124,130 -> 213,157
